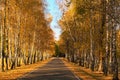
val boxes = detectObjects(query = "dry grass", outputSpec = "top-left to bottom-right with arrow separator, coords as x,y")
0,58 -> 119,80
63,59 -> 120,80
0,59 -> 51,80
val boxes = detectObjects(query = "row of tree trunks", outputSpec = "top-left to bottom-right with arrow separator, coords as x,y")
0,0 -> 54,72
59,0 -> 119,80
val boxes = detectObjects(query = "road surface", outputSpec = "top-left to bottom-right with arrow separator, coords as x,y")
18,58 -> 80,80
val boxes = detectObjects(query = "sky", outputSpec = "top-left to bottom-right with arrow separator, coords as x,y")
45,0 -> 62,40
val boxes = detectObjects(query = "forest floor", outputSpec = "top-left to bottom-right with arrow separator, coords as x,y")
0,59 -> 51,80
0,58 -> 119,80
63,58 -> 120,80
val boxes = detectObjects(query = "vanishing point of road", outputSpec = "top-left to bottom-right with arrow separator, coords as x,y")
18,58 -> 80,80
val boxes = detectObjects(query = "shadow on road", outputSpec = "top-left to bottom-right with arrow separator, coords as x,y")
18,58 -> 81,80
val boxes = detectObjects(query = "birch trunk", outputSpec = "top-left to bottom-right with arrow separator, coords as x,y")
111,22 -> 119,80
90,8 -> 95,71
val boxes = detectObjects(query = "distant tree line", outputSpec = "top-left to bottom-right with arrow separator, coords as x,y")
53,43 -> 65,57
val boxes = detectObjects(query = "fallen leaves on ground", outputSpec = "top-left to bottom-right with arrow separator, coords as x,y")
63,58 -> 120,80
0,59 -> 51,80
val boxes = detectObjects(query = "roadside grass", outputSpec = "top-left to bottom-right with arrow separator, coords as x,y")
0,59 -> 51,80
63,58 -> 120,80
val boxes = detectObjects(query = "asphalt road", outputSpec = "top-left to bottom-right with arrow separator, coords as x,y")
18,58 -> 80,80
